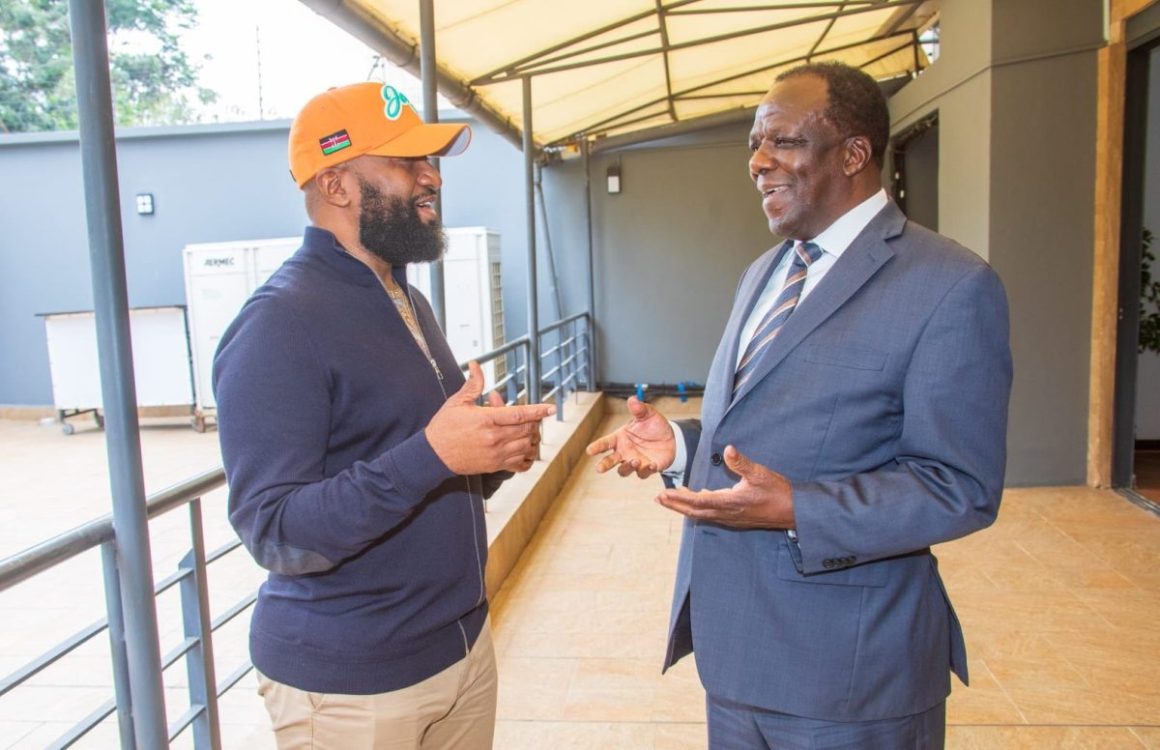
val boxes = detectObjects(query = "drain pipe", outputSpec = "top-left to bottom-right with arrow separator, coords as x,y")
582,139 -> 598,389
534,164 -> 563,322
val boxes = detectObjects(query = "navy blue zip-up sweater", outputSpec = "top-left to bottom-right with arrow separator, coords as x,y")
213,226 -> 498,694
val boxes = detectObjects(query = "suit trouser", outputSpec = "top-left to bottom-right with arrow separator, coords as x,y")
707,693 -> 946,750
256,621 -> 497,750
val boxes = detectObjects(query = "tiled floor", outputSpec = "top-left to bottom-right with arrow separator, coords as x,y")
489,415 -> 1160,749
2,413 -> 1160,748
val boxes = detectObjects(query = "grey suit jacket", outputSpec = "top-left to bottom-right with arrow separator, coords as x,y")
665,201 -> 1012,722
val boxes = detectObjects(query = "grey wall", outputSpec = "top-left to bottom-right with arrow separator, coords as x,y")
988,48 -> 1099,485
1139,48 -> 1160,440
541,122 -> 775,386
990,0 -> 1102,485
0,116 -> 533,406
0,123 -> 307,406
890,0 -> 993,257
435,123 -> 537,343
889,0 -> 1103,486
0,109 -> 761,405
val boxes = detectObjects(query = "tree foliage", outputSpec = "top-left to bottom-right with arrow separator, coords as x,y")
0,0 -> 215,133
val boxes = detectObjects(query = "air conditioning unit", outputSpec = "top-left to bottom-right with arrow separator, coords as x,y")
182,237 -> 299,429
183,228 -> 505,429
407,227 -> 505,389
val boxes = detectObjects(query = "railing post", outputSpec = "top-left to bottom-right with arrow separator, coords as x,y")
180,499 -> 222,750
569,318 -> 579,395
506,350 -> 518,405
521,341 -> 532,404
555,329 -> 565,422
101,542 -> 136,750
585,313 -> 595,390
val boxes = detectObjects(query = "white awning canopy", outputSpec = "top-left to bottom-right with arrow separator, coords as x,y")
303,0 -> 938,153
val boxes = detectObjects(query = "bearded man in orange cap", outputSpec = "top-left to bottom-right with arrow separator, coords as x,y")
214,81 -> 554,749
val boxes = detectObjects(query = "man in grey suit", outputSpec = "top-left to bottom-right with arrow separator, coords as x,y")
586,61 -> 1012,748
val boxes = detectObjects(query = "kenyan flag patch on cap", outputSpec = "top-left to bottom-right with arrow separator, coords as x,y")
319,129 -> 352,156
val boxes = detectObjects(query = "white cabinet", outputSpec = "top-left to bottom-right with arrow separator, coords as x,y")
39,306 -> 194,433
182,238 -> 298,425
407,227 -> 505,386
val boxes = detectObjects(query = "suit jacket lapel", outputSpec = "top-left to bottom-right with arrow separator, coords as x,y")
704,241 -> 792,424
725,203 -> 905,413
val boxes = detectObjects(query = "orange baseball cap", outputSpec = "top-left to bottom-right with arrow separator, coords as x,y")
288,81 -> 472,187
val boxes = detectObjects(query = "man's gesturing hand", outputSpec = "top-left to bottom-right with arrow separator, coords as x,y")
655,446 -> 794,528
487,389 -> 542,467
585,396 -> 676,478
427,362 -> 555,475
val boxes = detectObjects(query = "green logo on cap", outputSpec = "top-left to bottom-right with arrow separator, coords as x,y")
381,84 -> 411,120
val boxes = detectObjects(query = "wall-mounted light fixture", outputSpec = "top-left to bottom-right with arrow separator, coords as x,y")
135,193 -> 155,215
606,164 -> 621,195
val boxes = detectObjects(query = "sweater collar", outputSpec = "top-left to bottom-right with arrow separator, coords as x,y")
301,225 -> 409,289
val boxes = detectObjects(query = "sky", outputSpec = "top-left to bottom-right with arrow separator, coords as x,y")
180,0 -> 444,123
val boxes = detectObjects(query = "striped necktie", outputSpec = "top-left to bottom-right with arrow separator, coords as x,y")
733,241 -> 824,394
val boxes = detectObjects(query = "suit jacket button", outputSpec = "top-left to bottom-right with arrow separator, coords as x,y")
710,452 -> 723,466
823,559 -> 835,569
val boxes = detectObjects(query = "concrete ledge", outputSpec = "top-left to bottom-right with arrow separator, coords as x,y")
484,391 -> 605,598
602,394 -> 703,417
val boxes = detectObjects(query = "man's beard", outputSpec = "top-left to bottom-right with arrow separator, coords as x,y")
357,178 -> 446,266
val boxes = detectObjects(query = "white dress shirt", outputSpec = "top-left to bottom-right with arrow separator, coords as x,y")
665,188 -> 890,478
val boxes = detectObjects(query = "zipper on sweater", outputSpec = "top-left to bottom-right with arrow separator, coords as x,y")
405,285 -> 487,608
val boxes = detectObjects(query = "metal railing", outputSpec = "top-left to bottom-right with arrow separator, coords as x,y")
464,311 -> 594,421
0,311 -> 594,749
0,468 -> 249,749
538,312 -> 594,418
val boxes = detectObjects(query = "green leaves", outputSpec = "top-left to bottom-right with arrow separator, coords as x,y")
0,0 -> 215,132
1141,228 -> 1159,355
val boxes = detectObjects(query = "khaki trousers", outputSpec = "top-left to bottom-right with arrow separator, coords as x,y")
257,622 -> 497,750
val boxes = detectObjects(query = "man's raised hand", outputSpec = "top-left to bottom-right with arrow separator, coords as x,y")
585,396 -> 676,479
655,445 -> 794,528
426,361 -> 554,475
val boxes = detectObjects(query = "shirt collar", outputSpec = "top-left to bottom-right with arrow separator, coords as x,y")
804,188 -> 888,259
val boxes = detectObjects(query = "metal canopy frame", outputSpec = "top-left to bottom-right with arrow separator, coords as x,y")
568,26 -> 920,151
308,0 -> 937,155
471,1 -> 924,84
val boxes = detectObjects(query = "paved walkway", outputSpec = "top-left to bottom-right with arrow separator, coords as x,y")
2,413 -> 1160,748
